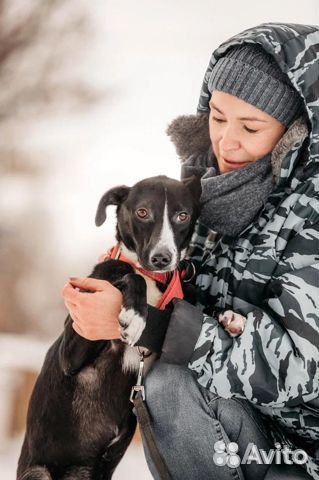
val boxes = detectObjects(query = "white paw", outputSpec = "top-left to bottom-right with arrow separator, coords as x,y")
119,307 -> 146,346
218,310 -> 246,337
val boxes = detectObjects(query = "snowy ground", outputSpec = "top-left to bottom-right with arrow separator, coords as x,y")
0,436 -> 152,480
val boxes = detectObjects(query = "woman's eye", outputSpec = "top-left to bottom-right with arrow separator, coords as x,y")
177,212 -> 190,223
212,116 -> 225,123
244,126 -> 258,133
136,208 -> 149,219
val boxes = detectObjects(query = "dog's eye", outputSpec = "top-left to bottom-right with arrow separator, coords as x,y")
177,212 -> 190,223
136,208 -> 149,219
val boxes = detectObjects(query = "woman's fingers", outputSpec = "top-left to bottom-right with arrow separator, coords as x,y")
72,320 -> 89,340
64,298 -> 77,311
62,282 -> 79,303
68,277 -> 110,292
61,276 -> 122,341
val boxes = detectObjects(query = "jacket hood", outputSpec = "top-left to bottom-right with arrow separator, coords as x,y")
167,23 -> 319,186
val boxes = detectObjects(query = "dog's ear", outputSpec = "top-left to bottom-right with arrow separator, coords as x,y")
182,175 -> 201,203
95,185 -> 130,226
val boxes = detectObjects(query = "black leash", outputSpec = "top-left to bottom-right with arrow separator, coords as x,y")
130,351 -> 173,480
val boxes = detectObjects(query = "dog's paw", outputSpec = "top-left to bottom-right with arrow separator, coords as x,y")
218,310 -> 246,337
119,307 -> 146,346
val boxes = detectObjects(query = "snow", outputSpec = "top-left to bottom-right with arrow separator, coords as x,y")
0,436 -> 153,480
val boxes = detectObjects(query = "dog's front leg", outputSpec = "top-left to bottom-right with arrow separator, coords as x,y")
115,273 -> 147,346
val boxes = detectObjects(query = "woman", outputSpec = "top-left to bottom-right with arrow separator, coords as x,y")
63,23 -> 319,479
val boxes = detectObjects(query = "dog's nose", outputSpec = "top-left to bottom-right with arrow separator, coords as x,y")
151,251 -> 172,269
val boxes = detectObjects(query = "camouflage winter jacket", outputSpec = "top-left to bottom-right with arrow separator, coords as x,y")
161,23 -> 319,479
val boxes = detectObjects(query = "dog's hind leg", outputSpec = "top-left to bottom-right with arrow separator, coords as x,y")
99,415 -> 137,480
18,465 -> 52,480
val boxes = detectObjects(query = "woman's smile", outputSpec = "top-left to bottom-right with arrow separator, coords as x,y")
221,156 -> 250,169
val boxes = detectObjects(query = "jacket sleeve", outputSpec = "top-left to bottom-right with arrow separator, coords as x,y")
135,305 -> 171,353
164,222 -> 319,408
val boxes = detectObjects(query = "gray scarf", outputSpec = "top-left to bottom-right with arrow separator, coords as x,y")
182,148 -> 274,237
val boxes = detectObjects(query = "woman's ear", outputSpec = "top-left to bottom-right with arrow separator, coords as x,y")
95,185 -> 130,226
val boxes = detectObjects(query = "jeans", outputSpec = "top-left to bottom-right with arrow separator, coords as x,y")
141,362 -> 311,480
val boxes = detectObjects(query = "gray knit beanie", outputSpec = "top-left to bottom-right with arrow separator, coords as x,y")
208,44 -> 303,127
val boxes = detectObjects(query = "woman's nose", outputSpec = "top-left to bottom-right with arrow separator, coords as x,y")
219,127 -> 240,151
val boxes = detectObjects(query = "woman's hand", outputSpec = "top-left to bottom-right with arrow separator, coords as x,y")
62,277 -> 123,341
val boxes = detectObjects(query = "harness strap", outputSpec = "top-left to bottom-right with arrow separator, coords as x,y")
156,270 -> 183,310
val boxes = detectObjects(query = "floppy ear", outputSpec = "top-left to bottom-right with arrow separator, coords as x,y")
182,175 -> 201,203
95,185 -> 130,226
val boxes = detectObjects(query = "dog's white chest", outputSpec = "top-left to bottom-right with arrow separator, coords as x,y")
136,271 -> 162,307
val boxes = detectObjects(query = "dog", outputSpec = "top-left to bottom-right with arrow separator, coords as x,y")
17,174 -> 202,480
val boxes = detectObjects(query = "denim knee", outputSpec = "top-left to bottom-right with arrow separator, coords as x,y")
144,362 -> 197,414
145,362 -> 270,445
208,395 -> 271,443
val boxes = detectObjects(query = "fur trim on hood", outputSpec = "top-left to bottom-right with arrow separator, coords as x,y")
166,113 -> 210,162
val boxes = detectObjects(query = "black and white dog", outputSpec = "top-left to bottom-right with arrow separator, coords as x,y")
17,175 -> 201,480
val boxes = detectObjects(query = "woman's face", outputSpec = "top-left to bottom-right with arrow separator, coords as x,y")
209,91 -> 286,174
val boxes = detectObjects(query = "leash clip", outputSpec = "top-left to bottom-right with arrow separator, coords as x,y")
130,385 -> 145,402
130,351 -> 146,403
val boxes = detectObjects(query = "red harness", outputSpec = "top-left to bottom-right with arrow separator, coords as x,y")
102,243 -> 184,310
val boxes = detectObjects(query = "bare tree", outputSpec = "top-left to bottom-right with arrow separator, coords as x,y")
0,0 -> 97,123
0,0 -> 99,334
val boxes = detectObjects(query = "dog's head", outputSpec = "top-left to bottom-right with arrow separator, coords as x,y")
95,175 -> 201,272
